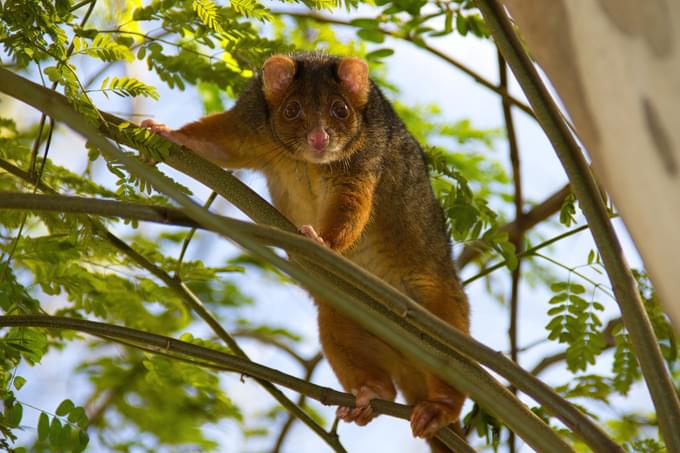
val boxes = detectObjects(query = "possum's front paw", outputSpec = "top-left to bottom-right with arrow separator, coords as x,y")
299,224 -> 326,246
140,119 -> 179,165
141,119 -> 174,139
410,399 -> 458,438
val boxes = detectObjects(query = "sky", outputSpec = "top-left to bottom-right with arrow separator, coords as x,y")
5,3 -> 658,453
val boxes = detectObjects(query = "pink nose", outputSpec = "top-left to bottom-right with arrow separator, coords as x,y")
307,128 -> 329,151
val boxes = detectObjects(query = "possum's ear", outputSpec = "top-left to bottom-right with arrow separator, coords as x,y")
262,55 -> 296,103
338,57 -> 369,107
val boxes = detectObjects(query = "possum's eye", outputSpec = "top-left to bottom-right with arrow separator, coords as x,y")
283,101 -> 302,120
331,100 -> 349,119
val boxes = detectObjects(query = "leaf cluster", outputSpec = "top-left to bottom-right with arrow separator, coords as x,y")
546,280 -> 606,372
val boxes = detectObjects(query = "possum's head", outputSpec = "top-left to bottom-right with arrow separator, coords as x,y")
261,53 -> 370,164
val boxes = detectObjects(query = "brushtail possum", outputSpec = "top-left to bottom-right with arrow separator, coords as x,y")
142,53 -> 470,447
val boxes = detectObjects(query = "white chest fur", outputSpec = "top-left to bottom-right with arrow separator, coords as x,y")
264,160 -> 329,227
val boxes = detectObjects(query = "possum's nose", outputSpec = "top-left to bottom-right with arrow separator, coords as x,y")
307,127 -> 329,152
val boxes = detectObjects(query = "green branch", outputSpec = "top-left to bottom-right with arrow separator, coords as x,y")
475,2 -> 680,450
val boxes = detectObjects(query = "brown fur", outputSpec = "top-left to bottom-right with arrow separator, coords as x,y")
143,53 -> 470,449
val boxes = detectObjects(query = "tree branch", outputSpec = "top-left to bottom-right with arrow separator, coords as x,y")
476,2 -> 680,449
0,315 -> 472,453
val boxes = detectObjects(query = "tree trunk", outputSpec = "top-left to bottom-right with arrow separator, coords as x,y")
502,0 -> 680,332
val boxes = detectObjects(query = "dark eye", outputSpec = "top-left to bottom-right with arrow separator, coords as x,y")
331,100 -> 349,119
283,101 -> 302,120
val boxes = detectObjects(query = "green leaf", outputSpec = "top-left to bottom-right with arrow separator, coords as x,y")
49,417 -> 63,446
6,328 -> 48,364
548,293 -> 568,304
56,399 -> 75,416
99,76 -> 160,100
79,34 -> 134,62
365,48 -> 394,61
76,430 -> 90,453
68,406 -> 89,428
569,282 -> 586,294
560,192 -> 577,227
7,402 -> 23,427
357,29 -> 385,43
569,294 -> 588,306
468,14 -> 490,38
350,18 -> 380,28
194,0 -> 225,33
229,0 -> 270,20
38,412 -> 50,441
456,13 -> 469,36
550,282 -> 569,292
13,375 -> 26,390
56,0 -> 71,15
444,10 -> 453,34
59,423 -> 72,448
547,306 -> 566,316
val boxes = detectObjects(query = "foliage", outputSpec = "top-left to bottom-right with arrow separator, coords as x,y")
545,280 -> 606,372
0,0 -> 676,452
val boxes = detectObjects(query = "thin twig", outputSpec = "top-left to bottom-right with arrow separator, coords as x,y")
533,252 -> 615,301
499,49 -> 522,453
464,223 -> 593,286
176,191 -> 218,276
272,353 -> 324,453
233,330 -> 310,367
457,183 -> 569,268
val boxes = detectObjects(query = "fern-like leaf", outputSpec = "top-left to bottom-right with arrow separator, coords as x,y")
229,0 -> 270,20
74,35 -> 134,62
193,0 -> 225,34
99,76 -> 160,100
545,281 -> 606,371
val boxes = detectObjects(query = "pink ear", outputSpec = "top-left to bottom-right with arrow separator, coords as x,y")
262,55 -> 296,102
338,57 -> 369,105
